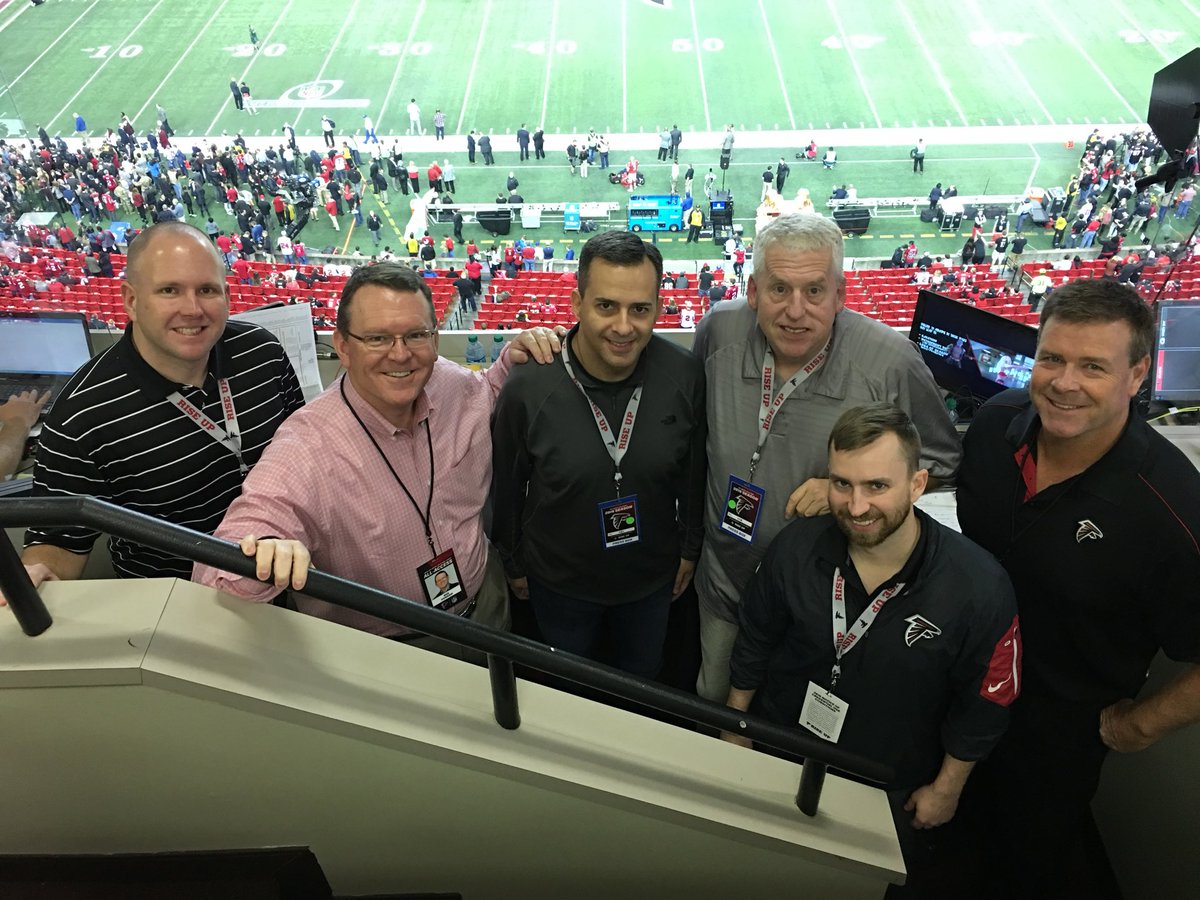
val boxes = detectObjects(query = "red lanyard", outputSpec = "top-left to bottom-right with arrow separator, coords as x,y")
561,336 -> 643,497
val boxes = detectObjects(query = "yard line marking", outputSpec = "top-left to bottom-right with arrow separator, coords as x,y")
621,0 -> 628,133
962,0 -> 1055,125
824,0 -> 881,128
894,0 -> 967,126
0,0 -> 38,37
203,0 -> 295,136
377,0 -> 427,134
1112,1 -> 1172,61
688,0 -> 712,131
757,0 -> 795,130
539,0 -> 559,129
0,0 -> 102,99
455,0 -> 492,134
1038,1 -> 1140,120
133,0 -> 232,126
289,0 -> 362,132
48,0 -> 165,133
1182,0 -> 1200,17
1025,143 -> 1041,195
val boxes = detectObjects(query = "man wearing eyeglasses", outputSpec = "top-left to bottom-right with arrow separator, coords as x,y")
194,263 -> 562,650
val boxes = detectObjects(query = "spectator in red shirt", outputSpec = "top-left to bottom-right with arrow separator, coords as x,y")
521,244 -> 536,271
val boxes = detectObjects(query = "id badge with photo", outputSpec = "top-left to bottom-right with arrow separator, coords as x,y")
719,475 -> 765,543
598,495 -> 641,548
417,548 -> 466,610
799,681 -> 848,743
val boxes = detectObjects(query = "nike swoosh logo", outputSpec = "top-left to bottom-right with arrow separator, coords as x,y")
986,679 -> 1011,693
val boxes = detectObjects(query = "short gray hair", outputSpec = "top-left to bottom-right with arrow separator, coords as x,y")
753,213 -> 845,279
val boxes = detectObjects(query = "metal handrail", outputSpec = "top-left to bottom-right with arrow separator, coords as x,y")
0,496 -> 893,815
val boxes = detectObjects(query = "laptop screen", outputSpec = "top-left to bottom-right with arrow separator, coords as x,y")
0,312 -> 95,377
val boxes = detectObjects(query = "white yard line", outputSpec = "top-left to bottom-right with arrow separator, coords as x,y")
0,0 -> 102,100
203,0 -> 295,135
1025,142 -> 1041,194
0,0 -> 36,37
824,0 -> 881,128
621,0 -> 628,133
962,0 -> 1055,125
756,0 -> 795,130
454,0 -> 492,134
1112,1 -> 1172,62
1182,0 -> 1200,18
688,0 -> 712,131
133,0 -> 231,126
377,0 -> 427,133
538,0 -> 559,129
1038,1 -> 1140,121
287,0 -> 361,131
895,0 -> 967,127
48,0 -> 165,132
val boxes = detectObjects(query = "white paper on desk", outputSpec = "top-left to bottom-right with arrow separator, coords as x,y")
916,491 -> 961,533
232,302 -> 323,402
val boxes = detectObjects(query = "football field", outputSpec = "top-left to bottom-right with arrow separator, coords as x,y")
0,0 -> 1195,256
0,0 -> 1189,140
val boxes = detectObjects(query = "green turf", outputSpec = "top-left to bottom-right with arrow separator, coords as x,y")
0,0 -> 1195,257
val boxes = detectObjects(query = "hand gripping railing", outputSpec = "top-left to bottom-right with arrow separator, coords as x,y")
0,496 -> 892,815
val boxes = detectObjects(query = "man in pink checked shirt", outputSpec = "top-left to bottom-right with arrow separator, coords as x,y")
193,263 -> 562,654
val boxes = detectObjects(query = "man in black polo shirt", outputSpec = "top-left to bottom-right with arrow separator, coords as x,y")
956,279 -> 1200,898
724,404 -> 1019,894
490,230 -> 707,678
11,221 -> 303,592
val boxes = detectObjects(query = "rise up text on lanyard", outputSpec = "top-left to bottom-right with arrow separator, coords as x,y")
560,337 -> 644,549
718,340 -> 831,544
799,567 -> 906,743
168,379 -> 247,475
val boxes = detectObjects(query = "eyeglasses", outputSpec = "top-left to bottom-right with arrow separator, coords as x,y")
344,329 -> 437,352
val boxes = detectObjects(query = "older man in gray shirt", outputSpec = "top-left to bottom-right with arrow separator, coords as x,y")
692,213 -> 961,703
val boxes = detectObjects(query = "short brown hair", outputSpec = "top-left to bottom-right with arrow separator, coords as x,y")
336,262 -> 435,334
828,403 -> 922,474
1039,278 -> 1153,364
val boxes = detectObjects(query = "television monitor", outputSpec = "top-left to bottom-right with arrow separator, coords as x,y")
1152,300 -> 1200,403
908,290 -> 1039,416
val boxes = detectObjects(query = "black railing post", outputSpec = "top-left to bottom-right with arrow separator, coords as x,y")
0,531 -> 52,636
487,654 -> 520,730
796,761 -> 828,818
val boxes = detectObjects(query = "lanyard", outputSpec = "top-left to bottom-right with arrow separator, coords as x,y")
561,336 -> 643,496
167,378 -> 246,474
829,567 -> 905,691
340,377 -> 437,556
749,340 -> 831,479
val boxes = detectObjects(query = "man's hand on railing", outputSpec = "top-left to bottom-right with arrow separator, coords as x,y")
239,535 -> 311,591
0,564 -> 58,607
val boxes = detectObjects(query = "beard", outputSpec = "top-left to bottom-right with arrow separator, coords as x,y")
834,502 -> 912,549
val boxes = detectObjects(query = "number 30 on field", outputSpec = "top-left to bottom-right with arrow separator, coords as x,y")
672,38 -> 724,52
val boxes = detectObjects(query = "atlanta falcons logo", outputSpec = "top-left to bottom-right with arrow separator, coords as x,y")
903,614 -> 942,647
1075,519 -> 1103,543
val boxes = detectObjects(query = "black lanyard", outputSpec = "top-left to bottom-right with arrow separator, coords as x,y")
340,377 -> 437,555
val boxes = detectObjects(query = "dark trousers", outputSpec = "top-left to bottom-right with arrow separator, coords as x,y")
955,695 -> 1122,900
528,579 -> 673,679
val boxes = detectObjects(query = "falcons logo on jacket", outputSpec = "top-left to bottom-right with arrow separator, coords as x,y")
903,614 -> 942,647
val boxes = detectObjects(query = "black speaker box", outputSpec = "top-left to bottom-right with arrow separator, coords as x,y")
919,208 -> 936,222
1028,206 -> 1049,226
833,205 -> 871,234
719,148 -> 731,171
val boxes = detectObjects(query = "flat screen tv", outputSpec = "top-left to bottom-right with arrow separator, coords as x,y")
1152,300 -> 1200,403
908,290 -> 1039,416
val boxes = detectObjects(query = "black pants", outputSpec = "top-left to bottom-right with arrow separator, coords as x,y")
955,696 -> 1122,900
913,156 -> 924,172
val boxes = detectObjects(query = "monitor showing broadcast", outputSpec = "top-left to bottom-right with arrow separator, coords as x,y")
1152,300 -> 1200,403
909,290 -> 1039,412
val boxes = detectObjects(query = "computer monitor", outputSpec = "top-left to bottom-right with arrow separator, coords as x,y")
908,290 -> 1039,416
1152,300 -> 1200,403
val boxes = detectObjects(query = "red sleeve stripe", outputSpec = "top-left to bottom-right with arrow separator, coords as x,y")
980,615 -> 1021,707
